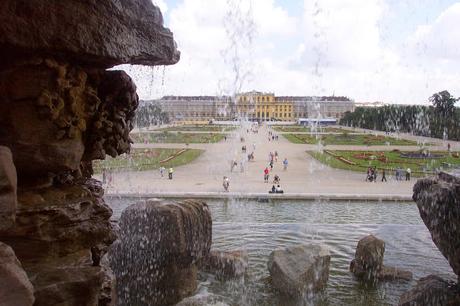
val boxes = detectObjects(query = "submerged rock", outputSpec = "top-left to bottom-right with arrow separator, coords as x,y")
0,242 -> 34,306
399,275 -> 460,306
350,235 -> 412,282
176,294 -> 230,306
378,266 -> 413,281
268,244 -> 331,297
200,250 -> 248,279
413,172 -> 460,278
110,199 -> 212,306
0,0 -> 179,68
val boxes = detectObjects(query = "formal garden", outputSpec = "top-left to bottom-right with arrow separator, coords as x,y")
157,124 -> 237,132
308,149 -> 460,175
272,125 -> 349,133
93,148 -> 203,173
131,131 -> 225,143
284,132 -> 419,145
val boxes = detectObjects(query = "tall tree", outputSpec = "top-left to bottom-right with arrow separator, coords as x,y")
429,90 -> 457,118
429,91 -> 458,138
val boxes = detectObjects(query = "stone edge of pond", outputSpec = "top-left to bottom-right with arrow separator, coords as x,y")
104,192 -> 413,202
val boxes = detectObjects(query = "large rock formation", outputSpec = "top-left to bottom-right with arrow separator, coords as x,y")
399,172 -> 460,304
0,242 -> 34,306
268,244 -> 331,297
0,0 -> 179,304
413,172 -> 460,279
0,59 -> 139,181
0,179 -> 117,305
0,147 -> 16,231
0,0 -> 180,68
350,235 -> 412,282
109,199 -> 212,306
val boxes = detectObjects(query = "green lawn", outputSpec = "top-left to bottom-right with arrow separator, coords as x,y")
284,133 -> 418,145
131,131 -> 225,143
93,148 -> 203,173
157,125 -> 237,132
272,126 -> 350,133
308,150 -> 460,175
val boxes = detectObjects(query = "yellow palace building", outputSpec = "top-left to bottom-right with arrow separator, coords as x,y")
236,91 -> 293,122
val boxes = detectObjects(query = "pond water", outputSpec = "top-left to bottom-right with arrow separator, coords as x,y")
106,198 -> 455,306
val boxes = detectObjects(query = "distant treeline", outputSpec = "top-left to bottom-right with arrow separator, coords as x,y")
340,91 -> 460,141
134,103 -> 169,128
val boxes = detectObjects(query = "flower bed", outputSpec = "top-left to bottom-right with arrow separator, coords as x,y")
159,149 -> 188,164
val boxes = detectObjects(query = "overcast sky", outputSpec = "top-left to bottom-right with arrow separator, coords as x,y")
120,0 -> 460,104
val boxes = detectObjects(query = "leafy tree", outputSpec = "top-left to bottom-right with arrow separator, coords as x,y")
430,90 -> 457,117
134,103 -> 169,128
340,91 -> 460,141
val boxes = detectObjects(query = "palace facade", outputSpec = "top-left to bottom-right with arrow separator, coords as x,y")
145,91 -> 355,123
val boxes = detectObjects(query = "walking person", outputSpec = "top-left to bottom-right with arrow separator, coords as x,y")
366,167 -> 371,182
264,167 -> 270,183
283,158 -> 288,171
222,176 -> 230,192
159,166 -> 165,178
230,160 -> 237,172
406,168 -> 411,181
168,167 -> 174,180
269,160 -> 274,170
107,170 -> 113,187
381,168 -> 387,182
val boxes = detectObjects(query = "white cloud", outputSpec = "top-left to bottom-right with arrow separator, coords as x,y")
121,0 -> 460,105
409,3 -> 460,61
299,0 -> 385,68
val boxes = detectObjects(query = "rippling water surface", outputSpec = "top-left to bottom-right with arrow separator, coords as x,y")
107,198 -> 455,306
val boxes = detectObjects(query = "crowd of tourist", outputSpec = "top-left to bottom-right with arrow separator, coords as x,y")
366,166 -> 411,182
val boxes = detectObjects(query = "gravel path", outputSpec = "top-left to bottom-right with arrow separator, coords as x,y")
101,124 -> 429,196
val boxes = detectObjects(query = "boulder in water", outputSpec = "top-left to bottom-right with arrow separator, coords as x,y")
268,244 -> 331,297
350,234 -> 385,280
350,235 -> 412,282
399,275 -> 460,306
413,172 -> 460,278
110,199 -> 212,306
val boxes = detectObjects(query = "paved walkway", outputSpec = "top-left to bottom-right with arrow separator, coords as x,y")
102,124 -> 422,197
